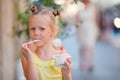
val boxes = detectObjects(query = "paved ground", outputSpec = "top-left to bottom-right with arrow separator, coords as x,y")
62,35 -> 120,80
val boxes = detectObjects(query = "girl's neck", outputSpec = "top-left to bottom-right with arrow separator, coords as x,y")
35,43 -> 56,61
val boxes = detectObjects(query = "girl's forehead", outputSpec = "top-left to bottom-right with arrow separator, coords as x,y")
30,14 -> 51,22
29,14 -> 52,26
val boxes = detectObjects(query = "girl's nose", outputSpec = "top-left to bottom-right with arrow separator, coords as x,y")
34,29 -> 40,35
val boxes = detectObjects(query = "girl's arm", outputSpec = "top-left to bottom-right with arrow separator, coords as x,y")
21,43 -> 39,80
21,56 -> 39,80
62,72 -> 72,80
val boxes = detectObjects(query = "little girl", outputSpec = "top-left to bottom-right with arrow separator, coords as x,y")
21,5 -> 72,80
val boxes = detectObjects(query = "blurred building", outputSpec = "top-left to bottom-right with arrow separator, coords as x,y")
0,0 -> 27,80
0,0 -> 16,80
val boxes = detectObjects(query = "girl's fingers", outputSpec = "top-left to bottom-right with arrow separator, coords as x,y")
66,58 -> 72,64
22,43 -> 32,53
22,44 -> 27,52
64,58 -> 72,69
26,47 -> 32,54
22,44 -> 26,49
22,43 -> 28,49
22,44 -> 28,52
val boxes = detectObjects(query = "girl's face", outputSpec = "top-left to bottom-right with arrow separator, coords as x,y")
82,0 -> 90,4
29,14 -> 56,47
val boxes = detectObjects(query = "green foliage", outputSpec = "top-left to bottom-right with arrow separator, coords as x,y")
18,13 -> 29,26
57,17 -> 67,37
14,11 -> 30,39
32,0 -> 60,9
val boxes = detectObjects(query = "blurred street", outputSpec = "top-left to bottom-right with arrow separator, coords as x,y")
63,34 -> 120,80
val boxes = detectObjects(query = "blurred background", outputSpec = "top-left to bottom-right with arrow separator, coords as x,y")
0,0 -> 120,80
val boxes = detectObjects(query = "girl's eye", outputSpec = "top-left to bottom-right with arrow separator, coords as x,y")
40,27 -> 45,30
31,28 -> 35,30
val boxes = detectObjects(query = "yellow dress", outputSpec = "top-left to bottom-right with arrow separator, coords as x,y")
33,53 -> 62,80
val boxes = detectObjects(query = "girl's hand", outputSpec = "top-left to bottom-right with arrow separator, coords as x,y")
62,58 -> 72,80
21,42 -> 37,59
60,46 -> 72,79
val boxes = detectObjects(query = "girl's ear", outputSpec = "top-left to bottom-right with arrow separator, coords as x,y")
52,27 -> 58,38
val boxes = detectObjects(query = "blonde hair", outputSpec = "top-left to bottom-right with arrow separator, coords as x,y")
30,5 -> 60,32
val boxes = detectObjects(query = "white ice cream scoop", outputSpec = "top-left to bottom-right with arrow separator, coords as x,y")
52,38 -> 62,50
